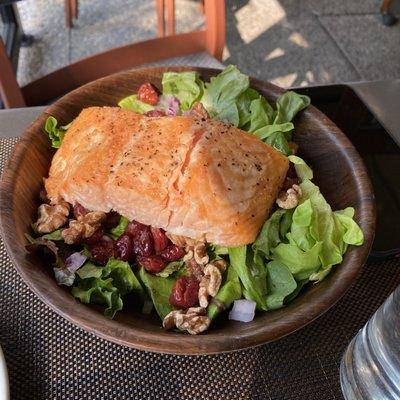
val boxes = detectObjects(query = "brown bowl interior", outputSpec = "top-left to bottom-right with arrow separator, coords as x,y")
0,67 -> 375,354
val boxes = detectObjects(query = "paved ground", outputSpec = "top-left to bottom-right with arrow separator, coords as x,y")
3,0 -> 400,88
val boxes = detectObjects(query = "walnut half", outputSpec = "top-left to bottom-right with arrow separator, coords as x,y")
163,307 -> 211,335
61,211 -> 106,244
36,201 -> 70,233
198,260 -> 227,308
276,184 -> 302,209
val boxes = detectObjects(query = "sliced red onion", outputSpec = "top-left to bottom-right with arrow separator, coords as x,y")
157,95 -> 180,116
228,299 -> 256,323
65,252 -> 88,272
54,252 -> 87,286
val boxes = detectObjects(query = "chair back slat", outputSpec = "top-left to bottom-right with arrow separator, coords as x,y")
22,31 -> 206,106
156,0 -> 165,37
0,39 -> 26,108
205,0 -> 225,60
167,0 -> 175,36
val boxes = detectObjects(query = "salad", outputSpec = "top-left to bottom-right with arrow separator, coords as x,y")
26,65 -> 364,335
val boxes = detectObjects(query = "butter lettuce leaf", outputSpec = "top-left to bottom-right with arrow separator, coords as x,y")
72,258 -> 144,318
162,71 -> 203,111
228,246 -> 268,310
44,116 -> 71,148
252,209 -> 293,259
237,88 -> 262,128
247,96 -> 275,132
138,267 -> 175,319
207,266 -> 242,320
110,216 -> 129,240
72,277 -> 123,318
118,94 -> 154,113
265,261 -> 297,310
273,91 -> 310,124
200,65 -> 249,126
288,155 -> 313,181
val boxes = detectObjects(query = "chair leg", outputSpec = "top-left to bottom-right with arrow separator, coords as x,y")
381,0 -> 397,26
64,0 -> 72,28
0,38 -> 26,108
64,0 -> 78,28
166,0 -> 175,36
156,0 -> 165,37
204,0 -> 225,61
71,0 -> 78,19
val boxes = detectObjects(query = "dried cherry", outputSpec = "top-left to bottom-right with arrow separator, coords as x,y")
159,244 -> 185,261
133,227 -> 154,257
137,255 -> 166,273
151,227 -> 170,253
90,239 -> 116,266
169,276 -> 199,308
104,211 -> 121,229
124,220 -> 146,238
138,82 -> 159,105
115,234 -> 133,262
83,226 -> 105,245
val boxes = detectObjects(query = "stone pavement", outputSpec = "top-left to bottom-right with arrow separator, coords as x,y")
2,0 -> 400,88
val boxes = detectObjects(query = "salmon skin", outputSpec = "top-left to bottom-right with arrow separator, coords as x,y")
45,107 -> 289,246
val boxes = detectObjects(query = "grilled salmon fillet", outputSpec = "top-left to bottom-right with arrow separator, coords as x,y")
45,107 -> 289,246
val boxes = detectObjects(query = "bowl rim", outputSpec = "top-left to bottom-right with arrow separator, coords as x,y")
0,66 -> 376,355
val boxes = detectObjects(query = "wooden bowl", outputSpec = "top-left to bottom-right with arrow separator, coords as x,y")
0,67 -> 375,354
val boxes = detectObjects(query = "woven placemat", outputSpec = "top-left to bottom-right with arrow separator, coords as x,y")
1,137 -> 399,400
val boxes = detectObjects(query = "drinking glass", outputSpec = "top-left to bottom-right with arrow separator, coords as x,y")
340,285 -> 400,399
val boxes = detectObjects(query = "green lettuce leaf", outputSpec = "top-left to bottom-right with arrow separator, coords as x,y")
284,279 -> 308,303
253,122 -> 294,140
162,71 -> 203,111
245,91 -> 310,155
155,260 -> 185,278
72,277 -> 123,318
118,94 -> 155,113
236,88 -> 262,128
288,155 -> 313,181
273,91 -> 310,124
200,65 -> 249,125
286,199 -> 315,251
228,246 -> 268,310
102,258 -> 144,297
76,261 -> 102,279
44,116 -> 71,148
265,261 -> 297,310
252,209 -> 292,258
138,267 -> 175,319
300,180 -> 343,268
247,96 -> 275,132
110,216 -> 129,239
264,132 -> 292,155
72,258 -> 144,318
41,229 -> 64,241
272,241 -> 323,280
207,266 -> 242,320
334,208 -> 364,246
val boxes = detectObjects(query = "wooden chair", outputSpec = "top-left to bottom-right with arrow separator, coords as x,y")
64,0 -> 78,28
380,0 -> 397,26
0,0 -> 225,108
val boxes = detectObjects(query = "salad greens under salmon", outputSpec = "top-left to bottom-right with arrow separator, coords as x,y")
26,65 -> 364,334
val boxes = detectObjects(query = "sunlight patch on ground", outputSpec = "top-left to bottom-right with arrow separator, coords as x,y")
289,32 -> 310,48
270,72 -> 298,88
265,47 -> 285,61
235,0 -> 286,44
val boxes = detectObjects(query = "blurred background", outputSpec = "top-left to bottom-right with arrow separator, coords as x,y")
2,0 -> 399,89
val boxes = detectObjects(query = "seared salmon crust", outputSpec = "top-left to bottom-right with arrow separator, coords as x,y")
46,107 -> 289,246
